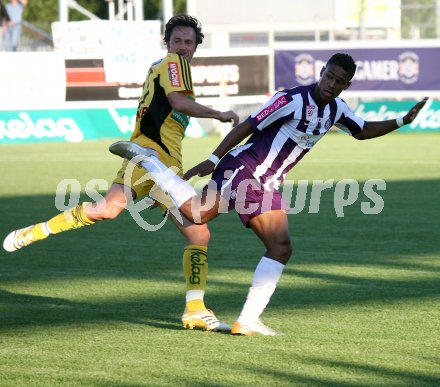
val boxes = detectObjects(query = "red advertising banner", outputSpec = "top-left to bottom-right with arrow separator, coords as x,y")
65,55 -> 270,101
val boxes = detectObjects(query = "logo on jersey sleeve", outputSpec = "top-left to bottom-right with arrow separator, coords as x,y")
168,62 -> 181,87
256,95 -> 288,123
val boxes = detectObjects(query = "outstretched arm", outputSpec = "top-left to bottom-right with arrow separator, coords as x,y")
167,91 -> 239,126
183,120 -> 254,179
353,97 -> 428,140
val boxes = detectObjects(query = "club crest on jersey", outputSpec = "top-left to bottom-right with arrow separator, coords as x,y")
168,62 -> 181,87
306,105 -> 315,120
256,95 -> 288,123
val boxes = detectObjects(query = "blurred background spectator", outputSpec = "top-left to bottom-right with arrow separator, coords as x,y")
5,0 -> 27,51
0,0 -> 11,51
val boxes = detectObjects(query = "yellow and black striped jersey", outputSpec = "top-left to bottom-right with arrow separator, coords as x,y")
131,52 -> 194,162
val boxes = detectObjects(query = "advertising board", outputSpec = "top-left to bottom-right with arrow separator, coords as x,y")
275,46 -> 440,91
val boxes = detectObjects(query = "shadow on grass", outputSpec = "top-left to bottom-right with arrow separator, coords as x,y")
0,179 -> 439,329
1,179 -> 439,386
0,289 -> 182,331
230,357 -> 440,387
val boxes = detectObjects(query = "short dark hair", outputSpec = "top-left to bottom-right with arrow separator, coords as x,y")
163,14 -> 204,48
326,53 -> 357,80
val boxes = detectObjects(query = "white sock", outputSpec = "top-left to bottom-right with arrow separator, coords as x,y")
237,256 -> 285,324
140,156 -> 196,208
185,289 -> 205,303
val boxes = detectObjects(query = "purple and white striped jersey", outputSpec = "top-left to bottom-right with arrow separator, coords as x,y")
229,83 -> 365,190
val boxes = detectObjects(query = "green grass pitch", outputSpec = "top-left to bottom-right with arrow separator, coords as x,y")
0,133 -> 439,386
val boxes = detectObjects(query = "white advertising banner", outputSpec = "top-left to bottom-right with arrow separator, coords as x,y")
52,20 -> 162,84
101,21 -> 163,84
0,52 -> 66,108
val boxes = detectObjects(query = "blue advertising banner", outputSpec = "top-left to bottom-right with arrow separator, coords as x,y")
275,47 -> 440,91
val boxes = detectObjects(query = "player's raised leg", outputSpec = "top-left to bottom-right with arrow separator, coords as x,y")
109,141 -> 198,210
3,203 -> 96,252
109,140 -> 223,226
3,184 -> 131,252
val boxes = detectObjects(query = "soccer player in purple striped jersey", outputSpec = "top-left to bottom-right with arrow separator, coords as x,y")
109,53 -> 428,336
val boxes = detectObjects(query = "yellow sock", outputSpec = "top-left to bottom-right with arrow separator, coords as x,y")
31,223 -> 50,242
47,203 -> 95,234
186,299 -> 206,312
183,245 -> 208,311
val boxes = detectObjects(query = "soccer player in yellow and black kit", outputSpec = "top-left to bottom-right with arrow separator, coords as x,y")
3,15 -> 239,332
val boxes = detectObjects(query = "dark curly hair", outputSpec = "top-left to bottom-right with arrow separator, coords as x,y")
326,53 -> 357,80
163,14 -> 204,48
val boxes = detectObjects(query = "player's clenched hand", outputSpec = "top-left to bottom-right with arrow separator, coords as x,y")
183,160 -> 216,180
219,111 -> 240,126
403,97 -> 428,124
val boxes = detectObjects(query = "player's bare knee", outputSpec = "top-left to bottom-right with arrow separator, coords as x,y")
91,210 -> 119,221
279,239 -> 293,261
199,224 -> 210,242
196,224 -> 211,245
187,224 -> 210,245
86,201 -> 123,221
268,237 -> 292,263
102,209 -> 121,220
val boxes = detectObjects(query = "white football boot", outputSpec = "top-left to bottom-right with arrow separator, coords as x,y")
231,320 -> 284,336
3,225 -> 37,252
109,141 -> 158,166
